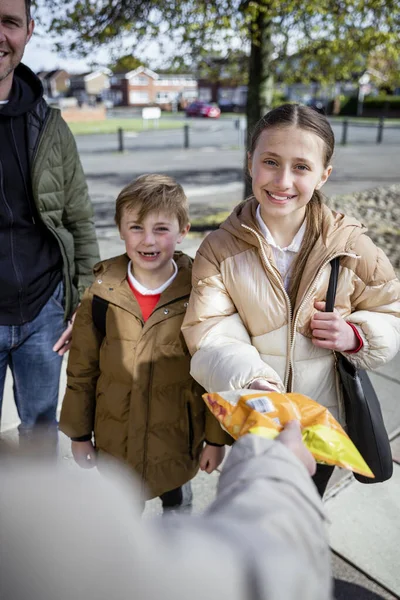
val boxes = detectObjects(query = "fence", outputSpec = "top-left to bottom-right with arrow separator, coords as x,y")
74,117 -> 400,155
338,118 -> 400,145
115,118 -> 247,153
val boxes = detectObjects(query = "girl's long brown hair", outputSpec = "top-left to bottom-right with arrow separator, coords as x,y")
248,104 -> 334,306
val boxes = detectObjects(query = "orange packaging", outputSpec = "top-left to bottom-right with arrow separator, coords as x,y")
204,389 -> 374,479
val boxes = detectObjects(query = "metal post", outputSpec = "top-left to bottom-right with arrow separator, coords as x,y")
341,119 -> 348,146
118,128 -> 124,152
376,117 -> 384,144
184,124 -> 189,149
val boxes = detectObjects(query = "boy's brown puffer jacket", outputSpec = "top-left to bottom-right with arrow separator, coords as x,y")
59,252 -> 231,499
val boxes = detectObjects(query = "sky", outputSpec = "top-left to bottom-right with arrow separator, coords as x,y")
23,5 -> 171,74
23,33 -> 167,74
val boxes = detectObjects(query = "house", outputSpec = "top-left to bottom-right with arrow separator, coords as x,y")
69,70 -> 112,105
110,66 -> 198,109
37,69 -> 70,98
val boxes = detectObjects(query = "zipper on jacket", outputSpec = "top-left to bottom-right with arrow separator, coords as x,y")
30,109 -> 74,319
10,119 -> 36,225
141,347 -> 154,493
31,107 -> 52,168
44,223 -> 73,320
0,159 -> 25,322
241,223 -> 293,389
288,252 -> 358,391
241,223 -> 359,393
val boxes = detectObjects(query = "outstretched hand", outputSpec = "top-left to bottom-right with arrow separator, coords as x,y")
311,300 -> 358,352
277,420 -> 316,476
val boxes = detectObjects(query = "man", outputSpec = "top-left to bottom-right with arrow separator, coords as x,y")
0,422 -> 333,600
0,0 -> 99,438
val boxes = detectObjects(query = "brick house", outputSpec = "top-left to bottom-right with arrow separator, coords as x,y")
37,69 -> 70,98
69,70 -> 111,104
110,66 -> 198,108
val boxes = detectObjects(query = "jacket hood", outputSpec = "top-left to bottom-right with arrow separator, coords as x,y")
0,63 -> 43,117
220,196 -> 368,258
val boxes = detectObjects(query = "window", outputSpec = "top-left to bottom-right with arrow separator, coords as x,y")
129,75 -> 148,85
129,91 -> 149,104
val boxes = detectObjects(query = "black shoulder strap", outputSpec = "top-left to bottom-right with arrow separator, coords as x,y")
326,257 -> 340,313
92,295 -> 109,338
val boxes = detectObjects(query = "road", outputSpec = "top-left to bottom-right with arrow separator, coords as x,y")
74,119 -> 400,227
75,117 -> 400,155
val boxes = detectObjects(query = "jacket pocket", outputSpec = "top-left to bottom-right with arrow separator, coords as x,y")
186,403 -> 194,460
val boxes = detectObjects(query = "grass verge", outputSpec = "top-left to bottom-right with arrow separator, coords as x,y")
69,118 -> 187,136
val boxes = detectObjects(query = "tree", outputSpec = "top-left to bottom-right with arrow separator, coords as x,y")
109,55 -> 148,73
33,0 -> 399,194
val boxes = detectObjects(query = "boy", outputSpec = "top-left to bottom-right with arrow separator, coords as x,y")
59,174 -> 231,512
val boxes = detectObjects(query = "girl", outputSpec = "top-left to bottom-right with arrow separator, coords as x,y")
182,104 -> 400,496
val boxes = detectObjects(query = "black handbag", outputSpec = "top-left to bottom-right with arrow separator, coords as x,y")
326,257 -> 393,483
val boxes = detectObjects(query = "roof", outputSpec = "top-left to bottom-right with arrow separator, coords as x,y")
36,69 -> 69,80
69,69 -> 112,82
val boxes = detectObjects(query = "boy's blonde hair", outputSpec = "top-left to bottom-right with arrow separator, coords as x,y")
115,174 -> 189,230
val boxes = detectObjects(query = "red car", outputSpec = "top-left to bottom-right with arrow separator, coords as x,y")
185,101 -> 221,118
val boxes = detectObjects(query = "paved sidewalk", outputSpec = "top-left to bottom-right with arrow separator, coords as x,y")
1,224 -> 400,599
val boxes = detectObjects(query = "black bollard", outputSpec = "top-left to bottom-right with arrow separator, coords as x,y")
184,124 -> 189,149
118,128 -> 124,152
376,117 -> 384,144
341,120 -> 348,145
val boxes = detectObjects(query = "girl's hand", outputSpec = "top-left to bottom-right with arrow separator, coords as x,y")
311,300 -> 358,352
71,440 -> 97,469
249,379 -> 280,392
199,444 -> 225,474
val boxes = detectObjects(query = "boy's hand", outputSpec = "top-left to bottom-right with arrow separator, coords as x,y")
277,420 -> 316,476
71,440 -> 97,469
311,300 -> 358,352
199,444 -> 225,474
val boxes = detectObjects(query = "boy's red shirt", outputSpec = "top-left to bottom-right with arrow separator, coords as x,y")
127,276 -> 160,322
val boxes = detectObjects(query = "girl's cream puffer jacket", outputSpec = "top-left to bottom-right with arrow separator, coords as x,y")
182,199 -> 400,423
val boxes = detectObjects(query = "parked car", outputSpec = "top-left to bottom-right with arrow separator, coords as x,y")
185,102 -> 221,118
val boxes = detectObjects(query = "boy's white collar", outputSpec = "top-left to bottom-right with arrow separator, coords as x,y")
127,260 -> 178,295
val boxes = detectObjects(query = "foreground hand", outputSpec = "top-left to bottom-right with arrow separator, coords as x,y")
71,441 -> 97,469
311,301 -> 358,352
199,444 -> 225,474
53,309 -> 78,356
277,421 -> 316,476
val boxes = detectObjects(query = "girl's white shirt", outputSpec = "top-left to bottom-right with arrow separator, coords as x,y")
255,205 -> 306,291
127,259 -> 178,295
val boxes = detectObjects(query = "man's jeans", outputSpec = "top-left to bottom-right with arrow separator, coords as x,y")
0,281 -> 65,440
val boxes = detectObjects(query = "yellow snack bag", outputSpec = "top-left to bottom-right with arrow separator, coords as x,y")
204,390 -> 374,479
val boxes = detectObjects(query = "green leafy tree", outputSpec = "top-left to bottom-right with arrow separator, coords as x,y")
110,55 -> 148,73
32,0 -> 399,194
195,50 -> 249,85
